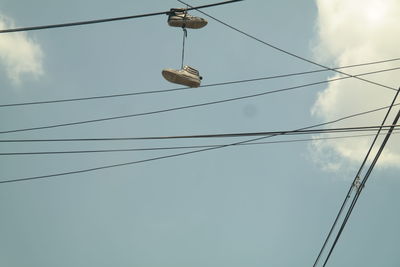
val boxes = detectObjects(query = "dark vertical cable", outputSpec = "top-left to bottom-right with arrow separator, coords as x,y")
319,87 -> 400,267
322,103 -> 400,267
312,189 -> 352,266
313,87 -> 400,266
181,27 -> 187,69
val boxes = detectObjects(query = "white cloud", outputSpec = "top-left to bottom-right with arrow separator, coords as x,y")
0,15 -> 44,84
311,0 -> 400,170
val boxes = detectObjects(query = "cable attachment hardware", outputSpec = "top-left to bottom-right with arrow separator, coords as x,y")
353,175 -> 364,191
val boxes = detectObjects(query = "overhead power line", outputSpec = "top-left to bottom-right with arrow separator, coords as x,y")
0,0 -> 243,33
0,66 -> 398,135
322,107 -> 400,267
0,124 -> 398,143
314,87 -> 400,267
0,137 -> 266,184
1,58 -> 399,108
0,132 -> 398,156
180,0 -> 398,92
1,105 -> 400,184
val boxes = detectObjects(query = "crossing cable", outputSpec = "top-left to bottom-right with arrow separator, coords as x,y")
180,4 -> 400,262
324,109 -> 400,267
179,0 -> 398,92
1,132 -> 399,156
0,124 -> 399,143
0,0 -> 243,34
0,135 -> 284,184
1,58 -> 398,108
314,87 -> 400,267
321,89 -> 400,266
1,105 -> 399,184
0,67 -> 398,135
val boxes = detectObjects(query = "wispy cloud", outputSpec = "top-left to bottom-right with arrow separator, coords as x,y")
311,0 -> 400,170
0,14 -> 44,84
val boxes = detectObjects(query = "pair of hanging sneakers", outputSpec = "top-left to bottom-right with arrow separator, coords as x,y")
162,8 -> 207,88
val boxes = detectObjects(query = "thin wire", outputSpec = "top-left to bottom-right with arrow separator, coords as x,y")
324,116 -> 400,267
1,58 -> 399,108
312,191 -> 352,267
321,88 -> 400,267
0,124 -> 398,143
0,0 -> 243,33
0,67 -> 398,135
318,86 -> 399,266
179,0 -> 398,92
181,27 -> 187,69
180,7 -> 188,69
0,137 -> 264,184
1,107 -> 400,184
1,132 -> 398,156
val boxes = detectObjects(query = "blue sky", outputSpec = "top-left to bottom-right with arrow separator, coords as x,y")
0,1 -> 399,266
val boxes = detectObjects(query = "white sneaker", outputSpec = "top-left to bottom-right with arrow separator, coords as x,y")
162,65 -> 202,88
167,8 -> 208,29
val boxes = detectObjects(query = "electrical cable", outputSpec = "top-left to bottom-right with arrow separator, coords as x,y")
321,90 -> 400,267
1,58 -> 398,108
179,0 -> 398,92
1,106 -> 400,184
181,27 -> 187,69
314,87 -> 400,267
0,67 -> 398,135
2,3 -> 398,255
1,132 -> 398,156
0,124 -> 399,142
1,102 -> 399,143
0,136 -> 266,184
0,0 -> 243,33
322,121 -> 400,267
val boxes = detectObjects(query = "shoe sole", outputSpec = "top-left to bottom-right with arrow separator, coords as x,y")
162,69 -> 201,88
168,19 -> 208,29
